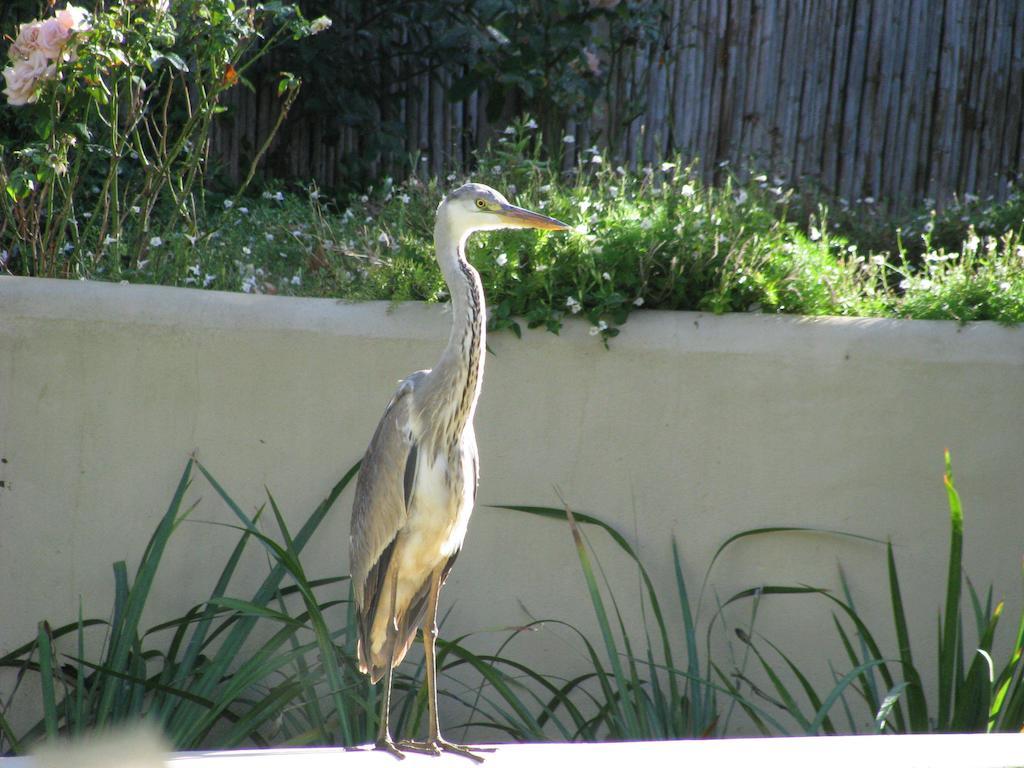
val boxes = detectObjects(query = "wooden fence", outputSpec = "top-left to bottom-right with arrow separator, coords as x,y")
211,0 -> 1024,206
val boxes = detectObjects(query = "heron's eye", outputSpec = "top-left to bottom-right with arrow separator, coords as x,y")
475,199 -> 487,209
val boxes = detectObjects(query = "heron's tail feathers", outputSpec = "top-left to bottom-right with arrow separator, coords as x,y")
356,551 -> 460,684
358,585 -> 428,684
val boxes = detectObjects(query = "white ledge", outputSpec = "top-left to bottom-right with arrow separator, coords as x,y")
1,276 -> 1021,364
5,735 -> 1024,768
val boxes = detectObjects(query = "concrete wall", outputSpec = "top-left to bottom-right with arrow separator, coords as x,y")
2,276 -> 1023,736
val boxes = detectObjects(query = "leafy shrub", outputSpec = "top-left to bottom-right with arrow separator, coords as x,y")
0,0 -> 327,278
727,452 -> 1024,734
4,110 -> 1023,333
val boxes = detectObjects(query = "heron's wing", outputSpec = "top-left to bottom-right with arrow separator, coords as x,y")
349,370 -> 427,604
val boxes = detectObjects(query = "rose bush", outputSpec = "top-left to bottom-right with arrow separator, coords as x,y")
2,5 -> 88,105
0,1 -> 329,277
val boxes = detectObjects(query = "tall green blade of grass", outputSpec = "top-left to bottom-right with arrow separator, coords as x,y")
171,460 -> 358,745
887,541 -> 928,731
95,460 -> 194,728
672,539 -> 708,737
937,450 -> 964,730
836,569 -> 888,727
561,505 -> 641,737
990,561 -> 1024,730
36,624 -> 58,741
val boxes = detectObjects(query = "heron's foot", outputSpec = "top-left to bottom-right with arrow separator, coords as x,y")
374,737 -> 406,761
398,738 -> 494,763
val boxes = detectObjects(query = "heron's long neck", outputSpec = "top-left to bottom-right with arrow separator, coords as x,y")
431,220 -> 486,450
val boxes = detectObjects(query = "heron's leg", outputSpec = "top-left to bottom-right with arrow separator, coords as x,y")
375,570 -> 404,760
401,565 -> 493,762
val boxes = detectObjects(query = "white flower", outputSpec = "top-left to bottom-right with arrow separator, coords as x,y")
149,236 -> 163,247
562,134 -> 576,144
131,206 -> 141,214
103,235 -> 117,245
35,17 -> 72,59
238,206 -> 249,214
899,278 -> 911,290
589,320 -> 608,336
9,21 -> 43,59
602,272 -> 611,281
502,125 -> 516,135
137,259 -> 150,270
309,16 -> 332,34
633,296 -> 644,307
265,233 -> 274,241
809,226 -> 821,241
919,279 -> 934,291
872,255 -> 886,266
203,273 -> 215,288
734,189 -> 748,205
640,218 -> 653,230
524,118 -> 538,130
223,199 -> 234,209
999,281 -> 1011,291
681,183 -> 695,198
446,173 -> 456,182
590,154 -> 603,165
291,274 -> 302,286
399,193 -> 411,204
3,51 -> 56,106
242,246 -> 252,255
535,263 -> 548,272
187,264 -> 201,277
496,252 -> 508,266
661,162 -> 676,172
493,165 -> 503,174
565,296 -> 582,314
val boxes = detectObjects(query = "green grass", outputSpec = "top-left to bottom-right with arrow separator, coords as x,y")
4,452 -> 1021,751
5,118 -> 1023,339
0,459 -> 380,753
720,452 -> 1024,734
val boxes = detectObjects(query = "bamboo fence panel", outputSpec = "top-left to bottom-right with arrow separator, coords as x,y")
211,0 -> 1024,207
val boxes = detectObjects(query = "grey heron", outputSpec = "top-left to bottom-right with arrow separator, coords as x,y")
349,183 -> 569,761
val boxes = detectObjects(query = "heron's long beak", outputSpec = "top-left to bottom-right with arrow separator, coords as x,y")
497,202 -> 569,231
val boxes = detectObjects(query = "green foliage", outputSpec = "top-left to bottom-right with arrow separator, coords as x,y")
725,452 -> 1024,734
4,113 -> 1023,334
0,0 -> 325,277
285,120 -> 1024,338
492,503 -> 725,739
0,459 -> 373,754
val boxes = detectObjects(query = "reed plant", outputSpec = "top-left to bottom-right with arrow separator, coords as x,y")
0,459 -> 375,753
722,452 -> 1024,734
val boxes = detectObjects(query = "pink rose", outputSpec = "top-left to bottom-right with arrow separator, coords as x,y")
55,5 -> 90,34
3,50 -> 56,106
35,18 -> 71,59
9,20 -> 43,60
